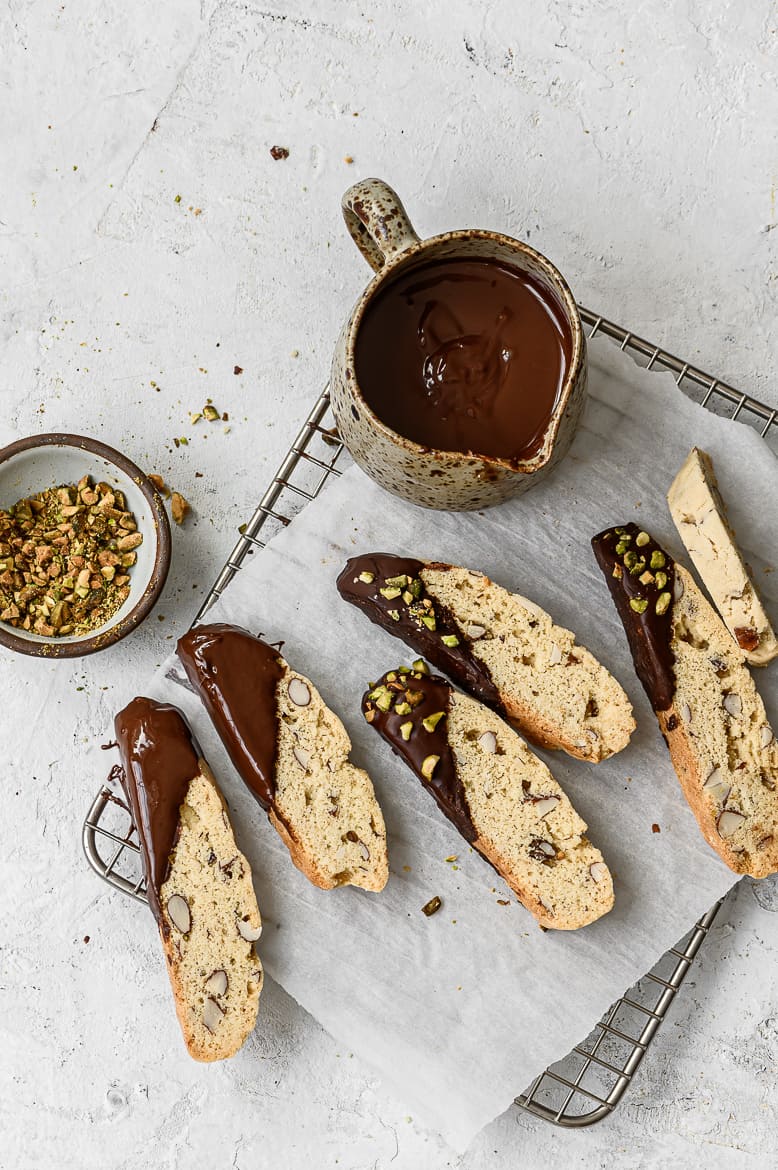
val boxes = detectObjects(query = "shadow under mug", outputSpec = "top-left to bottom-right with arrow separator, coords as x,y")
330,178 -> 587,512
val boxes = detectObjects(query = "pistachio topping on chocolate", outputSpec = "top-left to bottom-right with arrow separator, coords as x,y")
592,524 -> 677,710
337,554 -> 501,710
361,663 -> 476,843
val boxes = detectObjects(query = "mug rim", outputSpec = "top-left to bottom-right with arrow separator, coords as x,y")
343,228 -> 585,474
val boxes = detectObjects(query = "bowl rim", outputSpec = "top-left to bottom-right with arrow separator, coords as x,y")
0,432 -> 172,658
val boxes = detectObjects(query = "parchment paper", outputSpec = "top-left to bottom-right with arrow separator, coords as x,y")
143,337 -> 778,1150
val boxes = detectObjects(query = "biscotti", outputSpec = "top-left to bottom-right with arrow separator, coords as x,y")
593,523 -> 778,878
363,663 -> 614,930
178,624 -> 388,892
115,697 -> 263,1062
338,553 -> 635,762
668,447 -> 778,666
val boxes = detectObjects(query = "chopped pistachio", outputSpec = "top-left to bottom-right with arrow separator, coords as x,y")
650,550 -> 666,570
655,570 -> 668,590
402,590 -> 414,604
394,701 -> 412,715
385,574 -> 409,588
422,711 -> 446,732
375,690 -> 393,712
635,531 -> 650,547
170,492 -> 189,526
421,754 -> 440,779
639,571 -> 654,585
420,614 -> 436,631
379,586 -> 402,600
357,570 -> 374,584
405,690 -> 424,708
202,404 -> 220,422
629,557 -> 646,576
412,658 -> 429,674
615,541 -> 629,555
623,550 -> 638,569
441,634 -> 459,648
629,597 -> 648,614
388,609 -> 400,621
408,578 -> 423,599
399,721 -> 413,741
385,672 -> 397,682
398,665 -> 411,674
363,707 -> 376,723
421,895 -> 442,917
655,591 -> 672,615
612,564 -> 623,579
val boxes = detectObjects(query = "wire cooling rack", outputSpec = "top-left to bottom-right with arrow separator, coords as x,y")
83,307 -> 778,1127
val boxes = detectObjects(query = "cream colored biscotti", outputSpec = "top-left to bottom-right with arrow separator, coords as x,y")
593,525 -> 778,879
178,624 -> 388,892
160,766 -> 264,1060
363,664 -> 614,930
338,554 -> 635,762
668,447 -> 778,666
115,697 -> 262,1062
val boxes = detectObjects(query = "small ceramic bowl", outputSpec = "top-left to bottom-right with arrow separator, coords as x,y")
0,434 -> 171,657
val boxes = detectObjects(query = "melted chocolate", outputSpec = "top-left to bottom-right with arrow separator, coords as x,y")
336,553 -> 501,710
114,697 -> 201,923
177,624 -> 284,810
363,667 -> 476,842
592,524 -> 677,710
354,257 -> 572,464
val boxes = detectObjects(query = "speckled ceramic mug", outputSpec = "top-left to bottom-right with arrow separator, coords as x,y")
330,178 -> 587,511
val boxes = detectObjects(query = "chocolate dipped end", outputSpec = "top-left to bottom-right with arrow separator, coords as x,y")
362,666 -> 476,843
114,697 -> 201,923
177,623 -> 284,810
337,553 -> 501,710
592,524 -> 677,711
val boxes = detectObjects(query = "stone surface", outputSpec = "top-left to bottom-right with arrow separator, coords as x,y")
1,1 -> 777,1166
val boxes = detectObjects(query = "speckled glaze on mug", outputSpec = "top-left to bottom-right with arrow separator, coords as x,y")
331,178 -> 587,511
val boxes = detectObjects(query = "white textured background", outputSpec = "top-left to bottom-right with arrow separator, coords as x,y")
1,2 -> 777,1167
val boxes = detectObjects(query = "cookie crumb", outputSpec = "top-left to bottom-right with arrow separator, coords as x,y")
171,492 -> 190,526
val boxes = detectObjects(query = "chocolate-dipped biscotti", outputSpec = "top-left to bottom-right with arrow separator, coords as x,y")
115,697 -> 263,1061
338,554 -> 635,762
668,447 -> 778,666
363,663 -> 614,930
178,623 -> 388,892
593,524 -> 778,878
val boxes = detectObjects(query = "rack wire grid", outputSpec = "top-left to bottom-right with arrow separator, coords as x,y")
83,306 -> 777,1127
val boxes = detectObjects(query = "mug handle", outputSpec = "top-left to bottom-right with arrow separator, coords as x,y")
341,178 -> 421,273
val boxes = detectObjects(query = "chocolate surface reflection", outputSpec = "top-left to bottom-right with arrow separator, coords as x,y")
355,257 -> 572,463
114,696 -> 201,923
